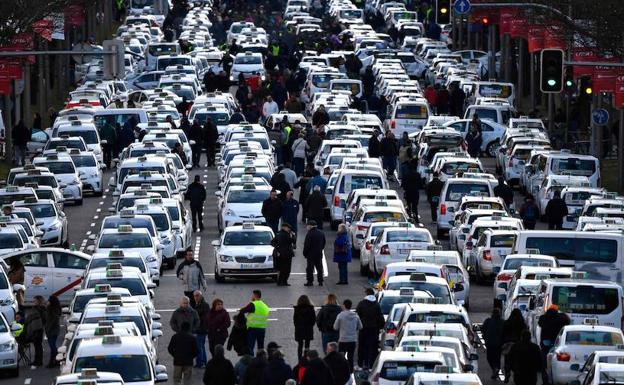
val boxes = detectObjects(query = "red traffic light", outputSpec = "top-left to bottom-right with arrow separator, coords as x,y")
481,17 -> 489,24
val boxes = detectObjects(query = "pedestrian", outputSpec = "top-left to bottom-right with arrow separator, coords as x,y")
99,119 -> 116,168
401,158 -> 422,221
426,171 -> 444,224
173,143 -> 188,165
264,347 -> 293,385
281,163 -> 298,191
11,120 -> 29,166
519,195 -> 540,229
293,295 -> 316,360
238,290 -> 270,353
317,294 -> 342,353
304,186 -> 327,230
45,295 -> 61,368
170,296 -> 200,333
262,189 -> 283,234
47,107 -> 58,126
368,130 -> 381,158
189,118 -> 203,168
177,97 -> 190,115
502,308 -> 527,382
271,222 -> 296,286
166,115 -> 178,130
194,291 -> 210,367
206,298 -> 231,357
202,344 -> 236,385
494,176 -> 514,209
169,321 -> 198,385
227,314 -> 249,356
176,249 -> 207,306
538,304 -> 570,384
436,86 -> 450,115
544,190 -> 568,230
234,347 -> 253,382
380,131 -> 399,179
333,224 -> 352,285
203,117 -> 219,167
508,330 -> 542,385
301,350 -> 333,385
25,295 -> 45,366
482,308 -> 504,379
312,105 -> 330,128
7,259 -> 24,309
282,191 -> 299,233
465,124 -> 482,158
424,85 -> 437,113
296,166 -> 315,223
185,175 -> 207,232
241,349 -> 269,385
323,342 -> 351,385
303,220 -> 326,286
306,169 -> 328,194
262,95 -> 279,119
293,355 -> 308,384
291,133 -> 309,176
355,288 -> 384,370
333,299 -> 362,371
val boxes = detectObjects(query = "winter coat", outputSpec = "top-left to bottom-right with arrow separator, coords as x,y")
494,182 -> 514,206
168,331 -> 198,366
304,191 -> 327,219
545,198 -> 568,224
188,121 -> 203,143
355,296 -> 385,330
519,201 -> 540,223
333,232 -> 352,263
323,351 -> 351,385
508,340 -> 542,385
465,131 -> 482,156
203,356 -> 236,385
264,357 -> 293,385
333,310 -> 362,342
206,308 -> 231,343
262,197 -> 283,222
99,122 -> 116,145
317,304 -> 342,333
281,198 -> 299,227
25,305 -> 45,338
301,358 -> 334,385
292,137 -> 309,159
303,228 -> 326,260
379,137 -> 399,157
294,304 -> 316,341
281,168 -> 298,190
227,322 -> 248,356
482,314 -> 504,348
241,357 -> 268,385
312,109 -> 330,127
235,354 -> 253,382
272,229 -> 296,259
45,306 -> 61,337
195,298 -> 211,334
426,178 -> 444,203
306,175 -> 328,194
502,314 -> 527,344
185,181 -> 207,208
176,260 -> 207,292
170,306 -> 200,333
368,135 -> 381,158
538,309 -> 570,345
401,164 -> 421,196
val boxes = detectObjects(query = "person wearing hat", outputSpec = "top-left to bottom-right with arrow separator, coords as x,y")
537,304 -> 570,384
303,220 -> 326,286
271,222 -> 296,286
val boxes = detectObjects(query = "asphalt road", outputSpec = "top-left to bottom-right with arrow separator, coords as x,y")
1,157 -> 547,385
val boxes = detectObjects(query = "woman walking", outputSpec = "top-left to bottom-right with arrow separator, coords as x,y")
333,224 -> 352,285
316,294 -> 341,353
502,308 -> 527,382
294,295 -> 316,360
482,307 -> 504,379
45,295 -> 61,368
206,298 -> 231,357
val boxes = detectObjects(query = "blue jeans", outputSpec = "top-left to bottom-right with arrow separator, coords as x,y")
267,219 -> 279,234
47,334 -> 58,361
293,157 -> 305,176
337,262 -> 348,283
321,331 -> 339,354
247,328 -> 266,353
196,333 -> 207,366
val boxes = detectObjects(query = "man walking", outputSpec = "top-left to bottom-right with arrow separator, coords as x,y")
271,222 -> 296,286
203,117 -> 219,167
426,172 -> 444,224
188,117 -> 203,168
281,191 -> 299,235
355,288 -> 384,370
185,175 -> 207,232
262,189 -> 283,234
168,321 -> 197,385
493,177 -> 514,210
176,249 -> 207,307
333,299 -> 362,371
238,290 -> 270,353
380,131 -> 399,180
193,290 -> 210,368
544,190 -> 568,230
170,296 -> 200,333
303,220 -> 326,286
304,186 -> 327,230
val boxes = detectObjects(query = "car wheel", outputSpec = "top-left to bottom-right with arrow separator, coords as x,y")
486,141 -> 500,157
360,261 -> 369,276
9,366 -> 18,377
76,199 -> 83,206
167,258 -> 176,270
215,267 -> 225,283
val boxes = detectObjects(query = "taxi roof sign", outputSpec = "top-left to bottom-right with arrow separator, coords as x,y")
526,248 -> 540,254
79,368 -> 100,378
433,365 -> 454,374
109,250 -> 124,258
23,197 -> 39,204
119,209 -> 135,218
106,269 -> 123,279
94,326 -> 114,336
583,317 -> 599,326
399,288 -> 414,296
4,186 -> 18,192
94,284 -> 112,293
149,197 -> 163,205
117,224 -> 133,232
426,245 -> 443,251
102,335 -> 122,344
242,222 -> 255,229
571,271 -> 588,279
104,305 -> 121,314
410,273 -> 426,282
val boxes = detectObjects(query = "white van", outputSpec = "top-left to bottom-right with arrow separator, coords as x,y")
467,81 -> 515,106
330,169 -> 388,228
513,230 -> 624,283
385,96 -> 431,136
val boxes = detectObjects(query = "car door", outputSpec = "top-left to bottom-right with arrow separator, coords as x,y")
7,251 -> 51,302
51,251 -> 90,304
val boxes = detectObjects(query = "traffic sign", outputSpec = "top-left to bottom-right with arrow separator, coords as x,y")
592,108 -> 609,126
453,0 -> 471,15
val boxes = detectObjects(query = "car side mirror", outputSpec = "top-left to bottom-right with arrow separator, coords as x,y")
152,329 -> 164,339
100,139 -> 108,145
211,240 -> 221,247
462,364 -> 474,372
62,307 -> 70,315
453,283 -> 464,292
189,140 -> 196,146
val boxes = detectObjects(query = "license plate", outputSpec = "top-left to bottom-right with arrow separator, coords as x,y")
240,264 -> 260,269
398,249 -> 409,254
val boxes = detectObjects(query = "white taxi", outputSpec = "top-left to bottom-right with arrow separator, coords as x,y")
67,149 -> 105,196
370,227 -> 435,275
131,203 -> 176,266
88,250 -> 157,286
349,201 -> 409,249
493,253 -> 558,298
472,229 -> 517,283
81,267 -> 155,315
359,221 -> 414,276
212,223 -> 276,282
218,184 -> 271,232
32,153 -> 84,205
0,312 -> 18,377
64,283 -> 132,321
407,371 -> 482,385
55,369 -> 124,385
14,198 -> 68,247
367,351 -> 445,385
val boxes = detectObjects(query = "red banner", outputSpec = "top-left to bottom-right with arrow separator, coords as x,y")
594,66 -> 618,93
33,19 -> 54,41
527,26 -> 545,53
65,5 -> 85,27
498,8 -> 517,35
0,60 -> 22,79
615,73 -> 624,108
509,18 -> 528,39
0,78 -> 12,95
544,26 -> 565,50
572,47 -> 598,77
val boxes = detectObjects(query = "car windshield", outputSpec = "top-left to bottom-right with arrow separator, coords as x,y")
47,140 -> 86,151
14,176 -> 58,188
86,278 -> 147,296
565,330 -> 623,346
223,231 -> 273,245
166,206 -> 180,222
118,167 -> 165,183
553,286 -> 620,315
442,161 -> 482,174
0,193 -> 36,205
123,180 -> 168,191
503,258 -> 554,270
74,354 -> 151,382
145,213 -> 170,231
72,293 -> 128,314
408,328 -> 464,340
0,233 -> 22,248
479,84 -> 512,98
99,233 -> 153,248
36,161 -> 76,174
149,44 -> 177,56
379,296 -> 415,314
103,218 -> 156,236
339,175 -> 383,193
227,190 -> 270,203
386,231 -> 431,242
60,130 -> 98,144
71,155 -> 97,167
235,55 -> 262,64
385,282 -> 452,303
407,312 -> 466,325
445,184 -> 490,201
312,74 -> 343,88
194,112 -> 230,125
25,204 -> 56,218
598,371 -> 624,383
491,235 -> 515,247
396,104 -> 428,119
157,57 -> 191,70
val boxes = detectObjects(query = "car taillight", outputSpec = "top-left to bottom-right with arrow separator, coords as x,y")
387,327 -> 396,334
483,250 -> 491,261
334,196 -> 340,207
556,352 -> 571,362
380,245 -> 390,255
497,273 -> 513,281
440,204 -> 447,215
391,120 -> 396,128
357,225 -> 369,231
365,241 -> 372,250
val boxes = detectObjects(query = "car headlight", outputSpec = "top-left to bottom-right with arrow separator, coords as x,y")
0,298 -> 14,306
48,222 -> 60,231
224,209 -> 235,217
146,255 -> 157,263
266,255 -> 273,263
219,255 -> 234,262
0,342 -> 15,352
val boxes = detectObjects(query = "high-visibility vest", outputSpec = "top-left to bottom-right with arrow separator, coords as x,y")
270,44 -> 280,56
283,126 -> 292,144
11,322 -> 23,337
115,0 -> 125,10
246,300 -> 269,329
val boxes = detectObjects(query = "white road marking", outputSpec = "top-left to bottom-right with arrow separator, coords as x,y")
93,215 -> 99,220
194,236 -> 201,260
156,307 -> 315,312
162,272 -> 311,277
90,223 -> 96,227
24,378 -> 31,385
105,189 -> 110,193
202,181 -> 208,184
99,201 -> 104,205
86,231 -> 91,236
102,195 -> 107,199
96,208 -> 101,213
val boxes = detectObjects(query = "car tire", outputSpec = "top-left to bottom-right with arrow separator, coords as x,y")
215,267 -> 225,283
76,199 -> 83,206
8,366 -> 18,377
167,258 -> 176,270
486,141 -> 500,158
360,262 -> 369,276
94,190 -> 103,197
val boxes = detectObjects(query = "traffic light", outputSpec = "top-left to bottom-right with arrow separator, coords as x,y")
564,65 -> 575,93
580,76 -> 593,95
481,16 -> 489,25
436,0 -> 451,25
540,49 -> 564,93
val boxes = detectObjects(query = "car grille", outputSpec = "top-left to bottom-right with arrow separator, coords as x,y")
235,256 -> 265,263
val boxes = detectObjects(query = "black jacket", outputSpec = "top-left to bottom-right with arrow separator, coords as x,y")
226,323 -> 248,356
538,309 -> 570,344
482,315 -> 504,348
168,331 -> 198,366
264,357 -> 293,385
508,340 -> 542,385
203,121 -> 219,145
379,137 -> 398,157
494,183 -> 514,206
203,356 -> 236,385
185,182 -> 207,207
323,351 -> 351,385
312,109 -> 330,127
294,304 -> 316,341
262,198 -> 283,222
301,358 -> 334,385
368,135 -> 381,158
272,229 -> 296,259
303,228 -> 326,260
195,298 -> 211,334
241,357 -> 268,385
426,178 -> 444,203
401,164 -> 421,196
544,198 -> 568,224
189,121 -> 203,143
305,191 -> 327,219
316,304 -> 342,333
355,298 -> 384,330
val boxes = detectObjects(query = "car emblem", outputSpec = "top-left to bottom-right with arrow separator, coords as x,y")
249,214 -> 254,218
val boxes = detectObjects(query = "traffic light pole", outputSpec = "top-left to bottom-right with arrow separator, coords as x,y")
619,110 -> 624,192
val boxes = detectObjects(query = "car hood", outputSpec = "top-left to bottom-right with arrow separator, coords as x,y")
225,203 -> 263,215
0,332 -> 14,345
219,245 -> 273,256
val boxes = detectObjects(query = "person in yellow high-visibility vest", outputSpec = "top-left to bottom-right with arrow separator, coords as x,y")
238,290 -> 269,353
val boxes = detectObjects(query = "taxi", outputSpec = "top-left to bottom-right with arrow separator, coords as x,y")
120,172 -> 180,200
216,175 -> 270,198
0,225 -> 32,256
131,203 -> 176,266
348,201 -> 409,249
330,168 -> 389,228
536,175 -> 592,216
211,223 -> 276,282
70,335 -> 168,384
359,221 -> 414,276
367,351 -> 445,385
111,156 -> 174,195
12,169 -> 65,205
32,153 -> 84,205
0,312 -> 18,377
63,283 -> 132,321
396,337 -> 479,374
393,322 -> 476,357
218,184 -> 271,232
493,253 -> 558,297
407,371 -> 482,385
461,216 -> 523,268
14,198 -> 67,247
55,368 -> 124,385
0,186 -> 37,206
136,197 -> 192,259
501,278 -> 540,318
436,178 -> 494,238
88,250 -> 158,286
580,362 -> 624,385
26,183 -> 65,207
67,149 -> 105,196
370,227 -> 435,275
377,288 -> 434,320
114,190 -> 163,213
472,229 -> 517,283
546,324 -> 624,385
577,349 -> 624,383
449,208 -> 509,252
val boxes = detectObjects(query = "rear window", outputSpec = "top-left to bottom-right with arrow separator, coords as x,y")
552,158 -> 596,176
380,360 -> 440,381
565,330 -> 623,346
386,231 -> 430,243
441,161 -> 482,175
524,237 -> 617,263
407,312 -> 466,325
502,258 -> 555,270
395,104 -> 428,119
472,108 -> 497,122
339,175 -> 383,193
478,83 -> 512,98
553,286 -> 620,315
445,183 -> 490,201
491,234 -> 515,247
